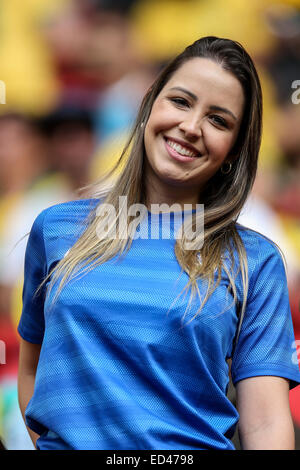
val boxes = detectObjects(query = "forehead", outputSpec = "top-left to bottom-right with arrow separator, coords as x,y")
162,57 -> 245,116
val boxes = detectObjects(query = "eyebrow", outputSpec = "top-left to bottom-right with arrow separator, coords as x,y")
169,86 -> 238,121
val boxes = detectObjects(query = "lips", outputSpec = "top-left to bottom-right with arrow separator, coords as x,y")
163,136 -> 202,158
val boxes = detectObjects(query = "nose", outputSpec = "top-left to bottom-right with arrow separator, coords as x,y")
178,115 -> 202,140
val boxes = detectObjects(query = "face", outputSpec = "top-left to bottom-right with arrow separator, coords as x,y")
144,58 -> 245,203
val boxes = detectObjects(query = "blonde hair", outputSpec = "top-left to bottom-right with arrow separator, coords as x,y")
38,37 -> 263,334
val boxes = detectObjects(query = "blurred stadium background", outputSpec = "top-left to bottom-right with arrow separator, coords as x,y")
0,0 -> 299,450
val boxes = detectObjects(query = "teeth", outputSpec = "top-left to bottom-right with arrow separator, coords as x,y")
167,139 -> 198,158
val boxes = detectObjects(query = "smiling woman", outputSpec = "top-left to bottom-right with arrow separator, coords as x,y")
144,57 -> 244,201
17,36 -> 300,450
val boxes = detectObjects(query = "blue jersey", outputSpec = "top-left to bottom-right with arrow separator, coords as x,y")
18,198 -> 300,450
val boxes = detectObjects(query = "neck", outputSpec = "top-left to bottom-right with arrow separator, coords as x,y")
144,173 -> 200,213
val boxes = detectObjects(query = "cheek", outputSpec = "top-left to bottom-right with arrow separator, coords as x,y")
146,101 -> 179,136
204,128 -> 235,160
144,112 -> 168,156
144,122 -> 161,172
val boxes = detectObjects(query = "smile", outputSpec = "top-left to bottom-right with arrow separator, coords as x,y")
164,137 -> 202,162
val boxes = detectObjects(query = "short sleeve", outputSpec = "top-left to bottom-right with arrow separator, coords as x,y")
17,210 -> 48,344
231,236 -> 300,390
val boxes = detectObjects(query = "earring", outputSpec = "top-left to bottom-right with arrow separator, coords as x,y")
220,162 -> 232,174
140,121 -> 145,129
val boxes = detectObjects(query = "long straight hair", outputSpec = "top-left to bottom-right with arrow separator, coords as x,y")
39,36 -> 263,331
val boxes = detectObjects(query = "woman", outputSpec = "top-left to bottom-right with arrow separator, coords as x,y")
18,36 -> 300,450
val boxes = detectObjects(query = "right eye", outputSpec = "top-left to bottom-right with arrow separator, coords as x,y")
169,97 -> 190,108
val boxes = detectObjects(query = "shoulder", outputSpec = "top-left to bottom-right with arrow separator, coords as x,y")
236,222 -> 285,259
29,198 -> 100,255
235,222 -> 287,284
37,197 -> 99,233
42,197 -> 99,221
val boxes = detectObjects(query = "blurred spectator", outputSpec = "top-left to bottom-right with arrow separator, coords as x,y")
41,0 -> 141,105
0,112 -> 71,449
0,113 -> 46,197
264,5 -> 300,215
40,0 -> 156,182
40,107 -> 96,192
0,113 -> 71,318
0,0 -> 63,115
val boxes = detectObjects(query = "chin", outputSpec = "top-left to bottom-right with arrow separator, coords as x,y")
160,173 -> 198,188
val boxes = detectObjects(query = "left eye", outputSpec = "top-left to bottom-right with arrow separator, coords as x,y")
210,115 -> 228,128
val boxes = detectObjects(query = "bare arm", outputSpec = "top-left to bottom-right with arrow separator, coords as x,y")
236,376 -> 295,450
18,338 -> 42,449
